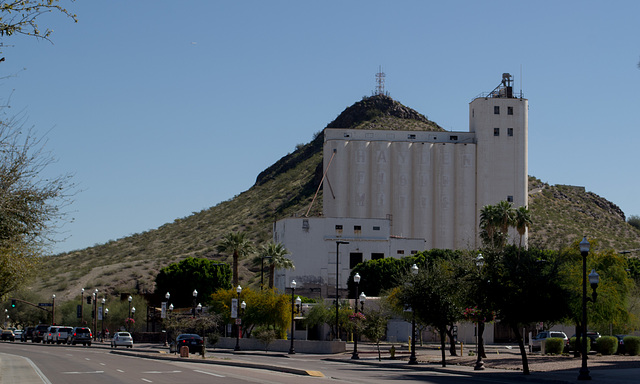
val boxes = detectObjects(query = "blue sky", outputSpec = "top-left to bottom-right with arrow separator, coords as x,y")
2,1 -> 639,254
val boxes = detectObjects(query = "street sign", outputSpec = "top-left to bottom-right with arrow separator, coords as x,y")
38,303 -> 53,307
230,298 -> 238,319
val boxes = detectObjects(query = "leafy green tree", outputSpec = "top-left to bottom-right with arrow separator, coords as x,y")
155,257 -> 231,308
216,232 -> 254,288
257,242 -> 294,289
0,0 -> 77,50
398,258 -> 467,367
484,246 -> 571,375
361,302 -> 392,361
210,287 -> 290,339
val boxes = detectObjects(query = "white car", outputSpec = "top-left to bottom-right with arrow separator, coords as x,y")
111,332 -> 133,348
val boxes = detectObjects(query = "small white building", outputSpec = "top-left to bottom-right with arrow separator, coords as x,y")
273,216 -> 424,296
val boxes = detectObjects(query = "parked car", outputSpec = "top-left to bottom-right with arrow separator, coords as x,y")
615,335 -> 628,354
32,324 -> 50,343
43,326 -> 58,344
68,327 -> 92,346
569,331 -> 601,351
111,332 -> 133,348
13,329 -> 23,340
1,330 -> 15,342
54,327 -> 73,344
175,333 -> 204,354
21,327 -> 34,342
531,331 -> 569,352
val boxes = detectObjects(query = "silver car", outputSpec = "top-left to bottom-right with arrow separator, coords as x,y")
111,332 -> 133,348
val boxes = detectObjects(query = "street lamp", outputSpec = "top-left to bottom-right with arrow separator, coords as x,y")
352,273 -> 362,360
409,263 -> 419,365
335,241 -> 349,341
197,303 -> 202,315
81,288 -> 85,324
578,236 -> 600,381
104,308 -> 109,339
474,254 -> 485,371
93,289 -> 98,339
289,280 -> 297,354
128,295 -> 133,318
52,294 -> 56,325
101,298 -> 106,342
192,289 -> 198,317
234,285 -> 242,351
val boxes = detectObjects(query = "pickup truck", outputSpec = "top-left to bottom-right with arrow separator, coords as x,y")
32,324 -> 50,343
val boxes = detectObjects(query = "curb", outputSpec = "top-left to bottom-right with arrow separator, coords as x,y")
109,349 -> 324,377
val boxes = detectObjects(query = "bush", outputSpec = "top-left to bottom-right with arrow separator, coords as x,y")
624,336 -> 640,356
545,338 -> 566,354
596,336 -> 618,355
570,336 -> 591,353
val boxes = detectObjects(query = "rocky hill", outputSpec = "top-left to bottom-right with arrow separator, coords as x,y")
31,96 -> 640,302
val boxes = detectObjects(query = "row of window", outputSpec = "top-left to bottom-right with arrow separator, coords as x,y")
494,106 -> 514,115
493,127 -> 514,137
335,224 -> 380,232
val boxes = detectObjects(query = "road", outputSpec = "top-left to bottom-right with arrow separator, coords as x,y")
0,341 -> 585,384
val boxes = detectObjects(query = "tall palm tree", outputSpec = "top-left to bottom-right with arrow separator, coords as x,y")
514,206 -> 532,248
259,241 -> 294,289
216,232 -> 254,288
479,201 -> 516,249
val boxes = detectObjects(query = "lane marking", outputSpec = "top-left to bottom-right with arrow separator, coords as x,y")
62,371 -> 104,374
141,379 -> 153,383
117,369 -> 125,373
141,370 -> 182,374
194,369 -> 225,377
0,353 -> 53,384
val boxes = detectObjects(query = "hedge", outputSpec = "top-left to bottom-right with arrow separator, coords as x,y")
569,336 -> 591,353
596,336 -> 618,355
544,338 -> 566,354
624,336 -> 640,356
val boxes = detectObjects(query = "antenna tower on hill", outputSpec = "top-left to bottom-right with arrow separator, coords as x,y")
375,65 -> 388,96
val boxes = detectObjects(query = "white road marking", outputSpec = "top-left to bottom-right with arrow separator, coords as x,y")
141,370 -> 182,374
62,371 -> 104,374
194,369 -> 225,377
141,379 -> 153,383
117,369 -> 125,373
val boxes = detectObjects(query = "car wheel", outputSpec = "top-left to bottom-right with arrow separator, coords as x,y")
87,342 -> 91,347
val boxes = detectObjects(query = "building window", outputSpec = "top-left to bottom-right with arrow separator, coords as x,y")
354,225 -> 362,235
335,224 -> 343,236
350,253 -> 363,269
408,134 -> 416,139
373,226 -> 380,231
371,253 -> 384,260
302,219 -> 309,231
507,195 -> 514,202
508,106 -> 514,115
411,250 -> 418,254
494,128 -> 500,136
449,135 -> 458,140
397,250 -> 405,255
508,128 -> 514,137
494,106 -> 500,114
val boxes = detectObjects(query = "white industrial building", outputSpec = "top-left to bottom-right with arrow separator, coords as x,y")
274,74 -> 528,299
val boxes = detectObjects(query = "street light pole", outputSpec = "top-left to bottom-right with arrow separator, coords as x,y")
289,280 -> 297,354
80,288 -> 85,325
474,254 -> 485,371
101,298 -> 106,342
192,289 -> 198,317
52,294 -> 56,325
578,236 -> 599,381
235,285 -> 242,351
352,273 -> 361,360
409,263 -> 419,365
335,241 -> 349,340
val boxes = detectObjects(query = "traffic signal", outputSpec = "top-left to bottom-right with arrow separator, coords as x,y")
87,296 -> 92,304
11,299 -> 16,308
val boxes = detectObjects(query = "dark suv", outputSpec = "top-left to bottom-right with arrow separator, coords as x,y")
68,327 -> 92,346
32,324 -> 50,343
21,327 -> 34,342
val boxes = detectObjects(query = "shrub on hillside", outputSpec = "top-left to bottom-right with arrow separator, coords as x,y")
624,336 -> 640,356
596,336 -> 618,355
545,338 -> 566,354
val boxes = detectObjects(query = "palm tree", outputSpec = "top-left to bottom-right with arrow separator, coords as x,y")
479,201 -> 516,249
259,242 -> 295,289
514,206 -> 532,248
216,232 -> 254,288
